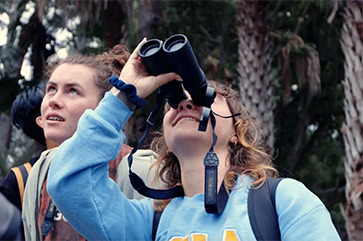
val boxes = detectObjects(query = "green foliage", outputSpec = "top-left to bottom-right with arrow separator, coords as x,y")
152,0 -> 239,80
273,0 -> 345,170
270,1 -> 346,236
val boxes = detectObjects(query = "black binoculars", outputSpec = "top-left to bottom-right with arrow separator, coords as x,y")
138,34 -> 214,110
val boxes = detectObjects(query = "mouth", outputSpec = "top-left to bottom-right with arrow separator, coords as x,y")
47,114 -> 65,122
173,115 -> 200,126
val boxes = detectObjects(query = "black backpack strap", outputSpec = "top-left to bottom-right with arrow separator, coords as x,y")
152,211 -> 163,241
248,178 -> 283,241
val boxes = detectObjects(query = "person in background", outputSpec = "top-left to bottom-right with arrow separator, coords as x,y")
0,193 -> 23,240
22,44 -> 158,241
46,39 -> 340,240
0,82 -> 57,211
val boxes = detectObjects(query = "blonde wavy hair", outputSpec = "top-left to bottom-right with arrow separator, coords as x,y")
150,80 -> 278,211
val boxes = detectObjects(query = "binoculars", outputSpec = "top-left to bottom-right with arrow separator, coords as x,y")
138,34 -> 215,110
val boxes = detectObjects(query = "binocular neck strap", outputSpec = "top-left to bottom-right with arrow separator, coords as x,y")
203,113 -> 229,214
127,92 -> 229,214
128,91 -> 185,199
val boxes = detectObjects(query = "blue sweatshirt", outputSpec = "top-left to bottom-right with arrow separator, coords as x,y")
47,93 -> 341,241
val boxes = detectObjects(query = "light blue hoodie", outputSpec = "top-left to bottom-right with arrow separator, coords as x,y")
47,92 -> 341,241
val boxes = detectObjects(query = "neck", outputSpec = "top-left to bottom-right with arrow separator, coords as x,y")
177,148 -> 230,197
45,139 -> 58,149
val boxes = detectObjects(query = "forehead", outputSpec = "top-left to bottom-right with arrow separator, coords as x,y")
49,64 -> 96,84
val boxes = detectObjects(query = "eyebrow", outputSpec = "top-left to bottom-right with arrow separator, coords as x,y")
47,81 -> 84,90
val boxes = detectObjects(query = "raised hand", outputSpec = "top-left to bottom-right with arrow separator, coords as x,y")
119,38 -> 179,99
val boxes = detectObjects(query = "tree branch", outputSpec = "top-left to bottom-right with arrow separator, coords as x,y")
198,25 -> 219,45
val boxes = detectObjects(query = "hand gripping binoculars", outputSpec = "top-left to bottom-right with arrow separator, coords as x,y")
138,34 -> 216,131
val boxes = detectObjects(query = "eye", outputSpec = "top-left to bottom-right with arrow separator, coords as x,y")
46,85 -> 56,93
69,88 -> 79,95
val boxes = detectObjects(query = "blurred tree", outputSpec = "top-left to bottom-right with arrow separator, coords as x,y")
340,0 -> 363,239
152,0 -> 238,80
271,1 -> 346,237
236,0 -> 275,149
0,0 -> 55,154
235,0 -> 347,238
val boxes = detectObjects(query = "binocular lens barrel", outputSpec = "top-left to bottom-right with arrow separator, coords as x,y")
163,34 -> 207,106
139,34 -> 209,108
142,46 -> 160,56
139,39 -> 164,76
139,39 -> 162,56
164,37 -> 184,52
139,39 -> 186,109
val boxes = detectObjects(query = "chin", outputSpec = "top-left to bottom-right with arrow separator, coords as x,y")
45,133 -> 67,146
171,134 -> 212,150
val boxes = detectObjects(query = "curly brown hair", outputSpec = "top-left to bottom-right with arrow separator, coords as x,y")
150,80 -> 278,211
44,44 -> 130,99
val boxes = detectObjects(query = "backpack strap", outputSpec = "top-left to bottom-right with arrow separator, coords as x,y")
11,162 -> 32,207
248,178 -> 283,241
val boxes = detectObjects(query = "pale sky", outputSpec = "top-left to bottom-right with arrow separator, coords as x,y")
0,12 -> 9,46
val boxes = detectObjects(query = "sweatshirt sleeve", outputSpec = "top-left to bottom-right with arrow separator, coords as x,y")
47,93 -> 154,241
276,178 -> 341,241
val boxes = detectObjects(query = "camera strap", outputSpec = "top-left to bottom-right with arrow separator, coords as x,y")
127,91 -> 229,214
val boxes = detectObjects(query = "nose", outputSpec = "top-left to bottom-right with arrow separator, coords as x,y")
48,92 -> 64,109
178,99 -> 196,111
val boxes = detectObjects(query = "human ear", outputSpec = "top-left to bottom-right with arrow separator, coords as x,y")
36,116 -> 43,129
229,135 -> 238,145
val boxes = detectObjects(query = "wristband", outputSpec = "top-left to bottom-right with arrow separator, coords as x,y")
109,76 -> 146,109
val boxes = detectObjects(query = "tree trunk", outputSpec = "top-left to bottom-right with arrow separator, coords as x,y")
236,0 -> 275,150
104,1 -> 127,49
138,0 -> 163,39
340,1 -> 363,240
18,12 -> 53,81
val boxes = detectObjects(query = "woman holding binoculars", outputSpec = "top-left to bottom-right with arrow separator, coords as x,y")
47,37 -> 340,240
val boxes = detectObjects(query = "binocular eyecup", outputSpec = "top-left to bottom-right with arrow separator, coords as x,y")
138,34 -> 212,109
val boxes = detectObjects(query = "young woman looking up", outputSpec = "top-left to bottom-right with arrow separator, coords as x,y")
47,39 -> 340,241
22,45 -> 151,241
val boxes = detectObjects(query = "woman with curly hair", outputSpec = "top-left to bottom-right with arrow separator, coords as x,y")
47,39 -> 340,241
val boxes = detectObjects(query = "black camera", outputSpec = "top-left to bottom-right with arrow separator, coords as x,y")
138,34 -> 214,110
